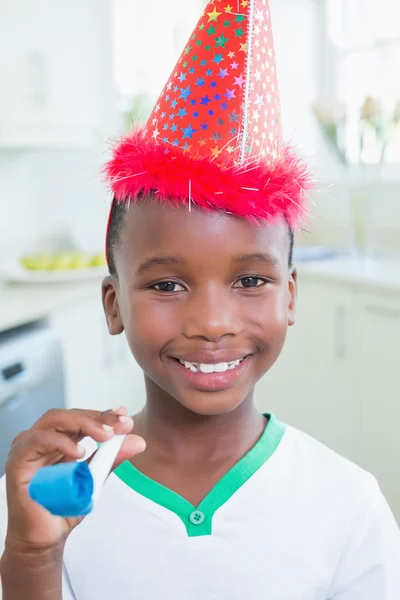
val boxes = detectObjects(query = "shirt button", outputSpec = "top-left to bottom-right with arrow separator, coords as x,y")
189,510 -> 205,525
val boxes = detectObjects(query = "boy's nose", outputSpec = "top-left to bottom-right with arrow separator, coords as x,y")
182,288 -> 243,342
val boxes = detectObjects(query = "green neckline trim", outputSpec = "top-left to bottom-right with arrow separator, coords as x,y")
114,414 -> 285,537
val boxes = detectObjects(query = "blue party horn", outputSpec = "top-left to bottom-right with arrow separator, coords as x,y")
29,461 -> 94,517
28,435 -> 126,517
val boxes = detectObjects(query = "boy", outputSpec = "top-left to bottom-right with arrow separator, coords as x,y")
1,1 -> 400,598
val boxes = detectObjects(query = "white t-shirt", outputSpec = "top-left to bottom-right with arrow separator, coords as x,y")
1,416 -> 400,599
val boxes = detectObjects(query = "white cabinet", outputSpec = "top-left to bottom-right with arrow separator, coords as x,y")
256,280 -> 358,460
355,294 -> 400,519
256,275 -> 400,522
0,0 -> 113,147
107,329 -> 147,416
50,296 -> 146,416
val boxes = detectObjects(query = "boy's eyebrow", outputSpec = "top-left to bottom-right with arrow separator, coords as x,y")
232,253 -> 280,267
135,256 -> 187,275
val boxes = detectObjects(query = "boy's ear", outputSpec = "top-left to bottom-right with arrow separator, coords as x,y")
288,268 -> 297,327
102,276 -> 124,335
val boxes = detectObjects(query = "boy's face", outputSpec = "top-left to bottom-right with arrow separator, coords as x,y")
103,203 -> 296,416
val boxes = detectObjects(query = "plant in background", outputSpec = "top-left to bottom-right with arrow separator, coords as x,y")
382,99 -> 400,163
122,92 -> 155,131
312,102 -> 348,164
313,97 -> 400,166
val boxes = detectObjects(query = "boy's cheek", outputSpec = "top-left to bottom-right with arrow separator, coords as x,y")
252,292 -> 293,328
126,309 -> 179,345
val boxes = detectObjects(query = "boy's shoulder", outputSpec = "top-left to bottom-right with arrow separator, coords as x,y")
281,423 -> 380,506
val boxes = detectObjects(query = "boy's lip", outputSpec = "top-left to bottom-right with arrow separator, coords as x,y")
170,351 -> 252,364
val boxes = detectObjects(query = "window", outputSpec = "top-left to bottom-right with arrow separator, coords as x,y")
326,0 -> 400,164
113,0 -> 205,125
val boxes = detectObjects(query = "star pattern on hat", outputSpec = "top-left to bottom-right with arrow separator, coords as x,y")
148,0 -> 282,167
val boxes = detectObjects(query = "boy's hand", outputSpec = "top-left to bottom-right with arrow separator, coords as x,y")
3,407 -> 145,553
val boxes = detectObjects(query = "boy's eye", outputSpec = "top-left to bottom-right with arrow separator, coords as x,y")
153,281 -> 185,293
235,277 -> 267,289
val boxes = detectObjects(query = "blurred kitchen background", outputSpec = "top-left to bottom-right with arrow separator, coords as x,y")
0,0 -> 399,521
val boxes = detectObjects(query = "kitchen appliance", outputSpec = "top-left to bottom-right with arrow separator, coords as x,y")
0,321 -> 65,476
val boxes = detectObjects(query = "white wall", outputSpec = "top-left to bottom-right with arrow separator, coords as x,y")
0,153 -> 35,247
0,0 -> 117,261
0,145 -> 114,253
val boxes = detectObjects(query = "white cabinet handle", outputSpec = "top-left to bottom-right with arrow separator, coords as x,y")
364,305 -> 400,320
28,52 -> 49,107
335,305 -> 346,360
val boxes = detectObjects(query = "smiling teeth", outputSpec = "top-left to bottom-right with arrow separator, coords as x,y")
180,359 -> 243,373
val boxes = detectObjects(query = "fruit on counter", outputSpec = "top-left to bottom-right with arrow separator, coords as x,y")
90,253 -> 107,267
20,251 -> 107,271
22,254 -> 55,271
69,251 -> 92,270
51,252 -> 77,270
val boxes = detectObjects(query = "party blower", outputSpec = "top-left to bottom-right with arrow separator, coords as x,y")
28,435 -> 126,517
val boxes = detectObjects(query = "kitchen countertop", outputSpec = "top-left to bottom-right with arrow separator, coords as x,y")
1,257 -> 399,333
0,280 -> 101,333
297,257 -> 400,297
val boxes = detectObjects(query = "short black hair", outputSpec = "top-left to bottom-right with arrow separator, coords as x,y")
106,198 -> 127,277
106,198 -> 294,277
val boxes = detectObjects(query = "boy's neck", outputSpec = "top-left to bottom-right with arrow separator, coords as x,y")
133,382 -> 266,464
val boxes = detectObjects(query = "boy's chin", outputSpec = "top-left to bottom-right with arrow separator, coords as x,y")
175,388 -> 253,417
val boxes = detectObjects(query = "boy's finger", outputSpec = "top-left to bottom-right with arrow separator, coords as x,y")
112,434 -> 146,470
110,406 -> 128,416
31,409 -> 133,441
6,430 -> 85,485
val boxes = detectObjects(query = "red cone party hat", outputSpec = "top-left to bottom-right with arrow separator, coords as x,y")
105,0 -> 311,228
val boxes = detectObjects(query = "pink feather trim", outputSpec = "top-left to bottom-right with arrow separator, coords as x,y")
103,130 -> 312,228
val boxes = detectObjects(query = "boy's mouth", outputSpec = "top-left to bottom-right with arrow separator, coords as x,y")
168,354 -> 252,392
177,358 -> 244,374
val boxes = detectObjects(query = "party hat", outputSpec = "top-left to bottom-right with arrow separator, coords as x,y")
105,0 -> 311,229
